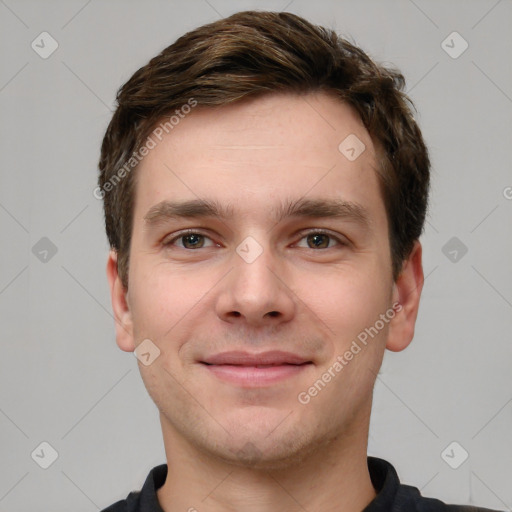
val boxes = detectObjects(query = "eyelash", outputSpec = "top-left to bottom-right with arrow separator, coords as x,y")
162,229 -> 347,250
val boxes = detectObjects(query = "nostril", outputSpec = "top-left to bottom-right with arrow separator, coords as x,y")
267,311 -> 279,317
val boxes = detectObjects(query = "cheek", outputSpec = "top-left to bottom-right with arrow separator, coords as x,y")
128,264 -> 198,340
296,265 -> 391,340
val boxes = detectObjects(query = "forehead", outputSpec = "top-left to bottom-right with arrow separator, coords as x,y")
133,91 -> 384,228
152,92 -> 372,162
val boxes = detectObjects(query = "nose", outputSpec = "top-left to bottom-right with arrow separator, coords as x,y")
214,240 -> 296,328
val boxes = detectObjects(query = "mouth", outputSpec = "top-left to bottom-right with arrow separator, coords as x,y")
203,363 -> 308,368
199,351 -> 314,387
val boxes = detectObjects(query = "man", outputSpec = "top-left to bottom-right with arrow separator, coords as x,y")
97,10 -> 500,512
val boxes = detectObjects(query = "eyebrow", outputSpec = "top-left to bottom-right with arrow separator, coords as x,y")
143,197 -> 370,229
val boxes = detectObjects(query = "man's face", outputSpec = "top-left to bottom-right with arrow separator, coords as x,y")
110,91 -> 415,468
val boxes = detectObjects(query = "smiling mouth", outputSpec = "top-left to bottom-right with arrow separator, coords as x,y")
201,362 -> 311,367
200,361 -> 313,387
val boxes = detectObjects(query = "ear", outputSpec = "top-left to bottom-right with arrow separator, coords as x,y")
106,250 -> 135,352
386,241 -> 424,352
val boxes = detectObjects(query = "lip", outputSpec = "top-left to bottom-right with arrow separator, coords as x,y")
200,350 -> 313,387
201,350 -> 312,366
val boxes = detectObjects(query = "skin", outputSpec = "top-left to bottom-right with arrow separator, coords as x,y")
107,91 -> 424,512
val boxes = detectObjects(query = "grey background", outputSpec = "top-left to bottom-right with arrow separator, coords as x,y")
0,0 -> 511,510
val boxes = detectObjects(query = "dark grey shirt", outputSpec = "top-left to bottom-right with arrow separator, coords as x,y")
101,457 -> 502,511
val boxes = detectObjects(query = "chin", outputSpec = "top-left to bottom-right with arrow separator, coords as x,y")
207,424 -> 318,471
217,442 -> 308,471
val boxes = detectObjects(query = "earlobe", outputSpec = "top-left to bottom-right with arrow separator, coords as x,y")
106,250 -> 135,352
386,241 -> 424,352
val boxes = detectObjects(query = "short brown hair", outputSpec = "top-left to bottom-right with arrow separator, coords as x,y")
98,10 -> 430,288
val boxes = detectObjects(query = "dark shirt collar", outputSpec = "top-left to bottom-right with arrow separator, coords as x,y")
136,457 -> 404,511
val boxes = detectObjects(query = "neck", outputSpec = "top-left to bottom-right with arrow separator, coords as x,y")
156,414 -> 376,512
